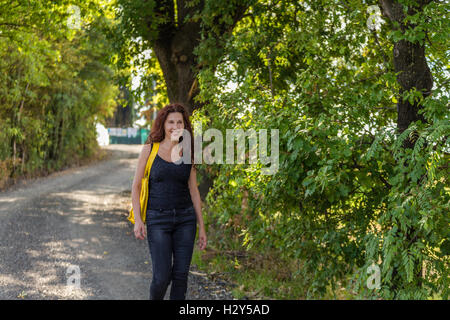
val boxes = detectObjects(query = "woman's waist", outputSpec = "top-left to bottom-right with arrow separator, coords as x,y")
148,191 -> 192,199
148,185 -> 190,194
147,194 -> 192,208
146,203 -> 194,212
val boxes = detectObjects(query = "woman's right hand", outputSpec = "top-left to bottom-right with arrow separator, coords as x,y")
134,219 -> 147,240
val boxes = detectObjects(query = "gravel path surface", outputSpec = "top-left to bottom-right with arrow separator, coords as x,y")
0,144 -> 235,300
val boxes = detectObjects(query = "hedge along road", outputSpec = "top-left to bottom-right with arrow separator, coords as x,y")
0,144 -> 234,300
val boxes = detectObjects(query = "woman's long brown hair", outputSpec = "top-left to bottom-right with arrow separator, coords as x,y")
145,103 -> 195,165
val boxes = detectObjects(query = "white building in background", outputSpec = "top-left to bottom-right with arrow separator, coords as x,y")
96,122 -> 110,146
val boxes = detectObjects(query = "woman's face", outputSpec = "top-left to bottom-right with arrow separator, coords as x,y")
164,112 -> 185,141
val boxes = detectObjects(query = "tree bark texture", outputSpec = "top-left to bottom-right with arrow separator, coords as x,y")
379,0 -> 434,294
151,0 -> 249,114
380,0 -> 433,148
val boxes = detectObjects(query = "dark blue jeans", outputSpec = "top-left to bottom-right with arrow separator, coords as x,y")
146,205 -> 197,300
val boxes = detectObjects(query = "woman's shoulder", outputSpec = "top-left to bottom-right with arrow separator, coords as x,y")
140,143 -> 153,157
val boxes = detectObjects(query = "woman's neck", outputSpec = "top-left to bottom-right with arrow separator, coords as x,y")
160,138 -> 179,149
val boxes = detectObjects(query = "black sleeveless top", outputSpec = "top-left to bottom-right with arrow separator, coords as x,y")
147,145 -> 193,210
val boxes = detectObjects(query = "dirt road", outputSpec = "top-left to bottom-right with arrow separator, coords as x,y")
0,144 -> 233,300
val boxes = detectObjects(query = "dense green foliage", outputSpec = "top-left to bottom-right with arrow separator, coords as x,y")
191,0 -> 449,299
1,0 -> 447,300
0,1 -> 120,187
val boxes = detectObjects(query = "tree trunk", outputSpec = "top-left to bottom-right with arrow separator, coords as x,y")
150,0 -> 249,114
380,0 -> 433,142
380,0 -> 433,295
153,22 -> 201,114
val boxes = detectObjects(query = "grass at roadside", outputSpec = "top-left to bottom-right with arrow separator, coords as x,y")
191,245 -> 311,300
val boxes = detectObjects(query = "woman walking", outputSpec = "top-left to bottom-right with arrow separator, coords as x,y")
131,103 -> 207,300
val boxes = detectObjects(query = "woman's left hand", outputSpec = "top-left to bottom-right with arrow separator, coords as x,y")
198,228 -> 207,251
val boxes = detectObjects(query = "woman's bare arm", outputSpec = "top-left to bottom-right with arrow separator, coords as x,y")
188,166 -> 207,250
188,166 -> 205,231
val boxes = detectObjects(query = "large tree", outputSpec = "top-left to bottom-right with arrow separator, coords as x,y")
378,0 -> 446,297
380,0 -> 433,144
115,0 -> 252,114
